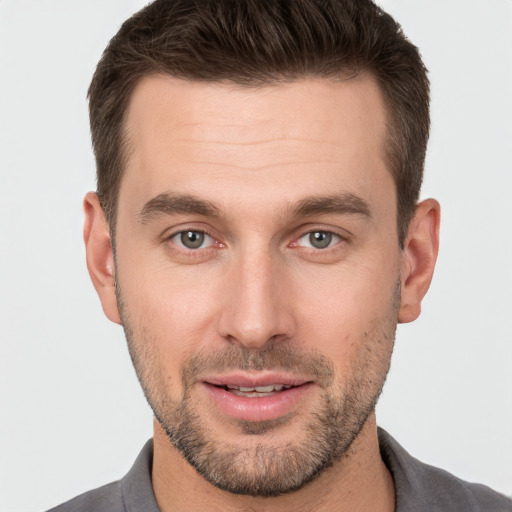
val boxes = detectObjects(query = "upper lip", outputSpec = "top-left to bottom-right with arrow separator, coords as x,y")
202,372 -> 313,388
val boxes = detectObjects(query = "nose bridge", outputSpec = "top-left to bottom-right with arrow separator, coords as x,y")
218,243 -> 293,348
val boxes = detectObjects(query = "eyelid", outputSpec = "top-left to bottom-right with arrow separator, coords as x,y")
297,231 -> 340,248
162,224 -> 212,241
164,225 -> 224,251
170,230 -> 214,249
289,226 -> 348,249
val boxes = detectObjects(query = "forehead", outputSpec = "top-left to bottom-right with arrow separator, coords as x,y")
120,74 -> 392,215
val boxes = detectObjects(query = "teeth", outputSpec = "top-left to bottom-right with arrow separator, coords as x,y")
225,384 -> 292,394
255,385 -> 274,392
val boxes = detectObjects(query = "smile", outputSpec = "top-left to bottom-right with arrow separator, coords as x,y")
201,376 -> 315,422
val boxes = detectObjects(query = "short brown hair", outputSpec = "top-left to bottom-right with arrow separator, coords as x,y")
88,0 -> 429,245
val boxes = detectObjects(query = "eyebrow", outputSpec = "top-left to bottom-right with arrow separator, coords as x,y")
138,191 -> 372,224
290,193 -> 372,219
139,193 -> 222,223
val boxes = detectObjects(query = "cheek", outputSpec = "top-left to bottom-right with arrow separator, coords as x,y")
117,271 -> 221,401
292,259 -> 399,359
117,257 -> 222,357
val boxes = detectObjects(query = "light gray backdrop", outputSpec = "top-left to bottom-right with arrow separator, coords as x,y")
0,1 -> 511,510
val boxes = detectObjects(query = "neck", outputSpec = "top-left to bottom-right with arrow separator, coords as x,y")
152,415 -> 395,512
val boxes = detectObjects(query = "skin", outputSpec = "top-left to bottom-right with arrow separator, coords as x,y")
84,75 -> 440,511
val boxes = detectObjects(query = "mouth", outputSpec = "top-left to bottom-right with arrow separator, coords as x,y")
201,375 -> 315,422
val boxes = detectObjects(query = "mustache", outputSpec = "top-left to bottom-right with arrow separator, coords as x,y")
182,342 -> 335,387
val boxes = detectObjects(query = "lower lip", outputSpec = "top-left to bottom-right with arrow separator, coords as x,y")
201,382 -> 315,422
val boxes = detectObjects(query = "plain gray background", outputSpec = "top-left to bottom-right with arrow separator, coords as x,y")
0,1 -> 511,510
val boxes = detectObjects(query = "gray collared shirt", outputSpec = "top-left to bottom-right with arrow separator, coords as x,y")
47,428 -> 512,511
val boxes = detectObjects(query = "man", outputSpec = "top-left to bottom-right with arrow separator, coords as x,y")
48,0 -> 511,511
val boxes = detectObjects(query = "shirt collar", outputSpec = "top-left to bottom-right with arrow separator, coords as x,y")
121,439 -> 160,512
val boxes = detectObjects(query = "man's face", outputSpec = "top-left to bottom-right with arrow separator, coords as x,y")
113,75 -> 402,495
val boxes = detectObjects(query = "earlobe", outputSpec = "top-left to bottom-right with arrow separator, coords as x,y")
398,198 -> 440,324
83,192 -> 122,325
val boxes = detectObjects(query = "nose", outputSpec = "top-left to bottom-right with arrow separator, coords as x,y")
217,249 -> 295,349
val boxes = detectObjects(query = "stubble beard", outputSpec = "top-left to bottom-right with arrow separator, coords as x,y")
117,281 -> 399,497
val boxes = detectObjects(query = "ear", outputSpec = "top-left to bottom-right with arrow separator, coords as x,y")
83,192 -> 121,324
398,198 -> 440,324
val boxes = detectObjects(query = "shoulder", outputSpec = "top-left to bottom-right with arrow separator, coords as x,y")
45,481 -> 124,512
45,439 -> 158,512
378,428 -> 512,512
417,462 -> 512,511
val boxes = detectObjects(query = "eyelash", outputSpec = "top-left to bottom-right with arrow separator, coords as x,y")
293,230 -> 342,250
166,228 -> 222,254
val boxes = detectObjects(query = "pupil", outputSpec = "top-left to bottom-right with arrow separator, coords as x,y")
181,231 -> 204,249
310,231 -> 331,249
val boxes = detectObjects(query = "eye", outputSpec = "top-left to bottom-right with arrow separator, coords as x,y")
297,231 -> 341,249
171,230 -> 214,250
